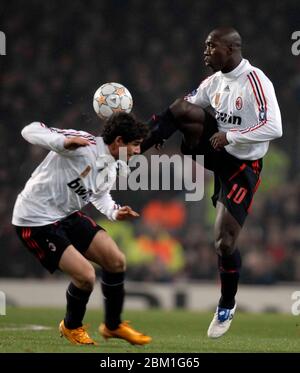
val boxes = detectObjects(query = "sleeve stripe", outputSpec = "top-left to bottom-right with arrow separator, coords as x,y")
247,75 -> 261,108
65,135 -> 96,144
250,72 -> 265,109
247,71 -> 267,112
229,120 -> 267,134
63,134 -> 96,144
252,71 -> 267,109
239,120 -> 267,134
233,71 -> 268,135
50,128 -> 96,144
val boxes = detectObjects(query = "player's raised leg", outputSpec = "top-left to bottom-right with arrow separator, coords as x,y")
85,230 -> 152,345
141,98 -> 206,153
59,245 -> 97,345
207,202 -> 241,338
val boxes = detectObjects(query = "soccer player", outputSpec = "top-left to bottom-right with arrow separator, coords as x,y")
12,113 -> 152,346
142,27 -> 282,338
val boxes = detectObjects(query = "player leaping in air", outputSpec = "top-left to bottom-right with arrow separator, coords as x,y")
142,27 -> 282,338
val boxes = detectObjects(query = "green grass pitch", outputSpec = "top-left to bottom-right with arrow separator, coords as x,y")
0,307 -> 299,352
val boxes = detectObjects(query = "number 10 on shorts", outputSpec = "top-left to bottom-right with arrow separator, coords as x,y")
227,183 -> 248,204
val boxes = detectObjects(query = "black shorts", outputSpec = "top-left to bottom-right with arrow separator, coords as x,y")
211,153 -> 262,226
14,211 -> 103,273
181,111 -> 262,226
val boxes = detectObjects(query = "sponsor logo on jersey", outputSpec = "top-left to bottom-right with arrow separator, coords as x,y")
235,97 -> 243,110
67,178 -> 93,202
215,110 -> 242,125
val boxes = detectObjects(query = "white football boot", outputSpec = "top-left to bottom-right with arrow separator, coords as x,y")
207,304 -> 237,338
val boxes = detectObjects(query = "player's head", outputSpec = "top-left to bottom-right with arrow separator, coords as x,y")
204,27 -> 242,73
102,112 -> 149,160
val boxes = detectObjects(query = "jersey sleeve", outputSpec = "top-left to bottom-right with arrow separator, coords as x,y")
21,122 -> 94,156
226,70 -> 283,145
184,76 -> 213,108
90,192 -> 121,221
21,122 -> 66,152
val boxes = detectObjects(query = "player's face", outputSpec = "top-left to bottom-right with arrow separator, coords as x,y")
117,138 -> 142,160
125,139 -> 142,160
204,34 -> 230,72
110,137 -> 142,160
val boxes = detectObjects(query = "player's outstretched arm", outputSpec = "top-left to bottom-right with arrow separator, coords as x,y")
115,206 -> 139,220
91,192 -> 139,221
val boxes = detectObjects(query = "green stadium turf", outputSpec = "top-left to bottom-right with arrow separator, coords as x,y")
0,307 -> 299,352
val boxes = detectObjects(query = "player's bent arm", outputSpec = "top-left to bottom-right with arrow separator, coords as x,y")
21,122 -> 66,152
226,113 -> 282,145
21,122 -> 90,154
90,192 -> 121,221
226,74 -> 283,145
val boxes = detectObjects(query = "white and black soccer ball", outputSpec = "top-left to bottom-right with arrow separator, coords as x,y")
93,82 -> 133,119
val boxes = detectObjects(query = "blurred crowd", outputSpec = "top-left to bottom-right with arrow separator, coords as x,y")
1,0 -> 300,283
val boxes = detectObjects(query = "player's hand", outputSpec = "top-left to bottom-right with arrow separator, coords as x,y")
64,137 -> 91,150
210,132 -> 229,151
116,206 -> 140,220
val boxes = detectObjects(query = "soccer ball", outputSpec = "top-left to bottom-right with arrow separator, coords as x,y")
93,82 -> 133,119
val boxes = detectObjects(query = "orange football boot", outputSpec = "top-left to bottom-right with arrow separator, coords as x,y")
99,321 -> 152,345
59,320 -> 98,345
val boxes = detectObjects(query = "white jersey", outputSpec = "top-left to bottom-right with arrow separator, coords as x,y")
12,122 -> 126,227
186,59 -> 282,160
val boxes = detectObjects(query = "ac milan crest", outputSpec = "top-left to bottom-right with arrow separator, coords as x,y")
235,97 -> 243,110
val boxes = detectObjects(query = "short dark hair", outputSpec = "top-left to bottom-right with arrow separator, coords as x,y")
101,112 -> 149,144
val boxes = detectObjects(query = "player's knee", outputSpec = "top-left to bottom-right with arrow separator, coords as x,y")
75,268 -> 96,291
215,237 -> 235,257
105,252 -> 126,273
170,98 -> 188,118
